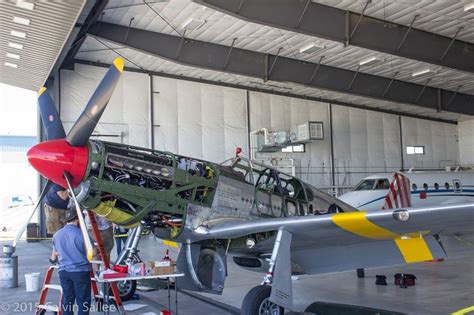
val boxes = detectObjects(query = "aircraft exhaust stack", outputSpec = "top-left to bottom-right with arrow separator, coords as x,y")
93,200 -> 138,228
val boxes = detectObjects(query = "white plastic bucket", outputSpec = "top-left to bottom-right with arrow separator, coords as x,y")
25,272 -> 40,292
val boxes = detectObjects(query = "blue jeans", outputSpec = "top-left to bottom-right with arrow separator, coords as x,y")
114,227 -> 129,257
59,270 -> 91,315
115,236 -> 126,257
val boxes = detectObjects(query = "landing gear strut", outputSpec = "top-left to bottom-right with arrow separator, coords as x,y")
113,225 -> 145,300
242,229 -> 292,314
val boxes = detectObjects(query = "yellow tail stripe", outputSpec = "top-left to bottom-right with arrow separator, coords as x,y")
332,212 -> 399,240
395,237 -> 434,263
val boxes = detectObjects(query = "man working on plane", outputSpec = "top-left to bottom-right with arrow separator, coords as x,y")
50,208 -> 91,315
44,183 -> 70,235
86,214 -> 114,264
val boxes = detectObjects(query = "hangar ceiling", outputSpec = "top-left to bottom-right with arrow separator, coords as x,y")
66,0 -> 474,123
84,21 -> 474,119
0,0 -> 86,91
198,0 -> 474,73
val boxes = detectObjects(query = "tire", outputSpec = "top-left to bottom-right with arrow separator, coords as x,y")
241,285 -> 284,315
356,268 -> 365,278
109,279 -> 137,301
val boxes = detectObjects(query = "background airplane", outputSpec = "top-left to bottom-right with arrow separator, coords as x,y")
16,58 -> 474,315
340,171 -> 474,211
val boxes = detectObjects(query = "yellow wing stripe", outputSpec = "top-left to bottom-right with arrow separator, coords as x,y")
332,212 -> 399,240
451,306 -> 474,315
163,240 -> 179,248
395,237 -> 434,263
331,211 -> 434,263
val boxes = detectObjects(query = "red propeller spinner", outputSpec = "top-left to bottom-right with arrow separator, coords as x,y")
27,139 -> 89,188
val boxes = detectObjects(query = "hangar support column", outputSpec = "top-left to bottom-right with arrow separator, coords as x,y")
458,120 -> 474,166
149,74 -> 155,150
399,116 -> 404,171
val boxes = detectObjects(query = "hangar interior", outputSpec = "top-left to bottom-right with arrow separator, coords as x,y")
1,0 -> 473,314
60,63 -> 466,189
52,0 -> 474,191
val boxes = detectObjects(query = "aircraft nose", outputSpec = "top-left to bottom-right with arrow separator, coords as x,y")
27,139 -> 89,188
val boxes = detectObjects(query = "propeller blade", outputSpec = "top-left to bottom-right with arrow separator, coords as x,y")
37,87 -> 66,140
63,172 -> 94,262
66,58 -> 124,147
12,180 -> 53,248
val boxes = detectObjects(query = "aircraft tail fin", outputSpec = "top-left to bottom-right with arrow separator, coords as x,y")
381,172 -> 411,209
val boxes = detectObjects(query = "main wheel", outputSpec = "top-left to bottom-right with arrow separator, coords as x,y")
241,285 -> 284,315
109,279 -> 137,301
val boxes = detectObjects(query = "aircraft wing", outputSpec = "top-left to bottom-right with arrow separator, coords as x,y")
197,203 -> 474,274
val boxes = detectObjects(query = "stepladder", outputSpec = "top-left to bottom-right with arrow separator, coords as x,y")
35,210 -> 125,314
35,264 -> 62,315
35,264 -> 100,315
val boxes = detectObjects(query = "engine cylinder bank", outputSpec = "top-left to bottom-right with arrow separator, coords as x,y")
83,140 -> 218,239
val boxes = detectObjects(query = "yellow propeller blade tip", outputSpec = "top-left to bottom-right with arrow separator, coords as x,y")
113,58 -> 124,73
38,87 -> 47,97
87,249 -> 94,262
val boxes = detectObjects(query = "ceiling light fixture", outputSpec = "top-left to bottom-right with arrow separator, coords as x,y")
412,68 -> 435,77
359,56 -> 383,66
181,18 -> 206,30
5,62 -> 18,68
10,30 -> 27,38
6,53 -> 21,60
16,0 -> 35,10
464,0 -> 474,12
13,16 -> 31,26
299,42 -> 325,54
8,42 -> 23,49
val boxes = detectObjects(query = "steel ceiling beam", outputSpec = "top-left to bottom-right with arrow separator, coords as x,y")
72,59 -> 457,125
196,0 -> 474,74
87,22 -> 474,116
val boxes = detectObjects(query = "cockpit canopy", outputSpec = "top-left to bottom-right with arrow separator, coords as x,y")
220,157 -> 358,215
353,178 -> 390,191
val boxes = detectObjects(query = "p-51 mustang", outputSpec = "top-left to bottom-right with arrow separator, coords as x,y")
20,58 -> 473,314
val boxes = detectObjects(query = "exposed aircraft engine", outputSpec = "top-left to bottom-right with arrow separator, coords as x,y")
102,142 -> 175,190
78,140 -> 218,239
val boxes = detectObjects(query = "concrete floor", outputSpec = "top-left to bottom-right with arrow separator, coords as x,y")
1,235 -> 473,315
0,239 -> 236,315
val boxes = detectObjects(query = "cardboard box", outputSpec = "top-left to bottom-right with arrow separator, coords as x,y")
153,264 -> 175,276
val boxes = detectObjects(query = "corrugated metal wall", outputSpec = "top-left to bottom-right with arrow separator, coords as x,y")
250,93 -> 332,186
60,64 -> 462,188
152,77 -> 248,162
61,64 -> 150,148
